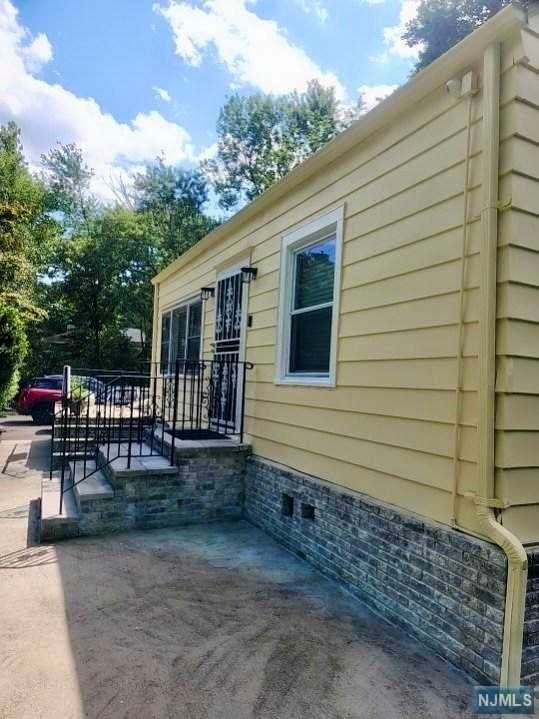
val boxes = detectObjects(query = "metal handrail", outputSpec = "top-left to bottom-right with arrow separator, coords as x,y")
51,358 -> 254,515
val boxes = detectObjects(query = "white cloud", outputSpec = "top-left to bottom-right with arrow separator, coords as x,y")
153,85 -> 172,102
294,0 -> 329,23
22,32 -> 53,72
376,0 -> 423,62
154,0 -> 345,98
358,83 -> 397,112
0,0 -> 199,200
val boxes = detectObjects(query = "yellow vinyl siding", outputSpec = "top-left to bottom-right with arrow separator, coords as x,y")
154,27 -> 539,538
495,33 -> 539,542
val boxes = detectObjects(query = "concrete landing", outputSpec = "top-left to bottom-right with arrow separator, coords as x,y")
99,442 -> 178,476
71,462 -> 114,504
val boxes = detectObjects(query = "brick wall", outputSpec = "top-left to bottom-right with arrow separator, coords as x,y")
522,550 -> 539,685
78,446 -> 248,535
244,455 -> 507,684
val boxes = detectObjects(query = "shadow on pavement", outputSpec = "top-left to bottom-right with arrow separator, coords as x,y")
27,440 -> 51,473
0,418 -> 35,428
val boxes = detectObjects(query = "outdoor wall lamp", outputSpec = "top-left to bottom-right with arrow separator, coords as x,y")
200,286 -> 215,301
241,267 -> 258,284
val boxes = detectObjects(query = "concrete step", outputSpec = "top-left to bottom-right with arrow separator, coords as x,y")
40,476 -> 80,541
98,442 -> 176,477
52,448 -> 94,461
52,434 -> 95,447
53,439 -> 97,453
69,461 -> 115,511
53,426 -> 134,440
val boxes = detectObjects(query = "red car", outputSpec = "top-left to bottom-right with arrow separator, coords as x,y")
17,375 -> 64,424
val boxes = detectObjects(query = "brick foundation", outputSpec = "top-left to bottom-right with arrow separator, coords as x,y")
244,455 -> 507,684
78,445 -> 248,535
522,550 -> 539,685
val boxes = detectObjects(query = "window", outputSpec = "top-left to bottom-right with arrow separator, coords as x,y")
32,377 -> 63,390
160,298 -> 202,373
276,207 -> 343,386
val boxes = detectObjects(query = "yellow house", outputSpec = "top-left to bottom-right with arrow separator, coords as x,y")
152,3 -> 539,687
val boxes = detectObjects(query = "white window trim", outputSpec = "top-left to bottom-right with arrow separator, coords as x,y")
275,206 -> 344,388
160,294 -> 204,375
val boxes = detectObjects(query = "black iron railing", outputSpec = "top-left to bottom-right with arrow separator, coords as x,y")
50,358 -> 253,514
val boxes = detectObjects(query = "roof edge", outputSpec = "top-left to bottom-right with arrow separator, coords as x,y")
153,2 -> 527,286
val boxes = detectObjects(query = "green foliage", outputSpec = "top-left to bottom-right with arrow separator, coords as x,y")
41,142 -> 97,232
9,74 -> 353,380
133,158 -> 217,261
42,208 -> 147,368
0,122 -> 56,405
403,0 -> 510,71
28,152 -> 216,373
0,122 -> 57,319
0,301 -> 28,410
205,80 -> 359,210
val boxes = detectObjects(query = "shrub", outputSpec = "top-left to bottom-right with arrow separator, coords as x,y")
0,300 -> 28,410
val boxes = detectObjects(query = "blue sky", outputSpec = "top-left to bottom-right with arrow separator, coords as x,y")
1,0 -> 420,201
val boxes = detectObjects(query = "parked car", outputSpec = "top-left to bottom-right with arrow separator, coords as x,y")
17,375 -> 64,424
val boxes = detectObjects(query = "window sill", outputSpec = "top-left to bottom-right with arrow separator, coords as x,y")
274,375 -> 335,388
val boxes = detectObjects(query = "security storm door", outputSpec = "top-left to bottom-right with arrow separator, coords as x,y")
210,266 -> 247,432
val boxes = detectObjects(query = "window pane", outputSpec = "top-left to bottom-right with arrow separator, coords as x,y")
160,313 -> 171,372
294,236 -> 336,310
188,300 -> 202,338
289,306 -> 332,374
34,378 -> 58,389
172,306 -> 187,364
186,336 -> 201,360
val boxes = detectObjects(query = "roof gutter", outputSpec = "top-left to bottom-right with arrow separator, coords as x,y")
152,4 -> 526,286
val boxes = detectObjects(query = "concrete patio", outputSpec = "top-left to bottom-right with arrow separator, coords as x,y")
0,417 -> 479,719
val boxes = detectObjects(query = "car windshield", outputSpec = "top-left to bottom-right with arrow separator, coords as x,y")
32,378 -> 63,390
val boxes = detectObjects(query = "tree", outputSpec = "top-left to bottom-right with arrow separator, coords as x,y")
133,158 -> 217,262
0,122 -> 56,407
39,208 -> 148,369
205,80 -> 358,211
32,147 -> 217,373
41,142 -> 97,232
0,301 -> 28,409
403,0 -> 510,71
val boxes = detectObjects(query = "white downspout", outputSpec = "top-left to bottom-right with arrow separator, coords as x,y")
475,42 -> 527,687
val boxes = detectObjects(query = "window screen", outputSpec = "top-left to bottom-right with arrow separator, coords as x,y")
289,236 -> 335,375
161,299 -> 202,372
